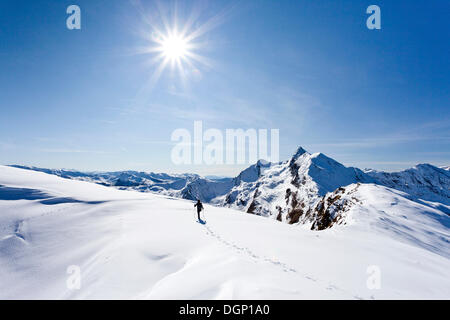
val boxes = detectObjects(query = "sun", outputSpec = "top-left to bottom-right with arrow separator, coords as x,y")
137,2 -> 229,90
161,34 -> 188,61
146,28 -> 200,83
152,30 -> 192,64
134,1 -> 232,91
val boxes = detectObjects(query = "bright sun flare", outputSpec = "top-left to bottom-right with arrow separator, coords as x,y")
140,2 -> 226,89
144,18 -> 214,87
161,34 -> 188,60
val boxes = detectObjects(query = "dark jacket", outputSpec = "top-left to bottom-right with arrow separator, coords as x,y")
194,201 -> 203,212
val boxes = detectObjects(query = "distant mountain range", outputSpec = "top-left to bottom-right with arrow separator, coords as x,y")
9,165 -> 200,195
10,146 -> 450,229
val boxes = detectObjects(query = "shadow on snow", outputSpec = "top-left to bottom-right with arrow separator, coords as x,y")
0,185 -> 106,205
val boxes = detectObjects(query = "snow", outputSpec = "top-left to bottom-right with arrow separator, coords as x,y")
0,165 -> 449,299
216,148 -> 374,223
9,165 -> 200,195
366,164 -> 450,205
10,149 -> 449,225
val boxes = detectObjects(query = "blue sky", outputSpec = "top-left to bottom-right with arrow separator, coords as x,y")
0,0 -> 449,176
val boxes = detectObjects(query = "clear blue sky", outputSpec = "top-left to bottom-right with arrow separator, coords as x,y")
0,0 -> 449,176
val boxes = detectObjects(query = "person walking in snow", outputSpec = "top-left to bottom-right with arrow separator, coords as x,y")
194,199 -> 204,221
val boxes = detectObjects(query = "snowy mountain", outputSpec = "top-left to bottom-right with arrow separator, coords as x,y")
179,177 -> 234,202
9,165 -> 200,195
11,148 -> 374,225
10,147 -> 450,229
213,148 -> 449,227
365,164 -> 450,206
180,159 -> 272,204
0,165 -> 448,299
217,148 -> 375,226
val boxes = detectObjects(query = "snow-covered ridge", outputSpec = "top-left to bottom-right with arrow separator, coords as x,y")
365,164 -> 450,206
0,165 -> 449,299
9,165 -> 201,195
9,147 -> 450,228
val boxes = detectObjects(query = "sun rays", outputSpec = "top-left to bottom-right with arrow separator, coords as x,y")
131,0 -> 234,93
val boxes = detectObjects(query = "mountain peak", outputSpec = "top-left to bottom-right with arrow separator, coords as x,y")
292,147 -> 309,159
256,159 -> 271,167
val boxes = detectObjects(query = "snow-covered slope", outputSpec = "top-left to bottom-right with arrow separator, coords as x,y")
10,165 -> 200,195
0,165 -> 449,299
179,178 -> 234,202
10,148 -> 450,228
366,164 -> 450,205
